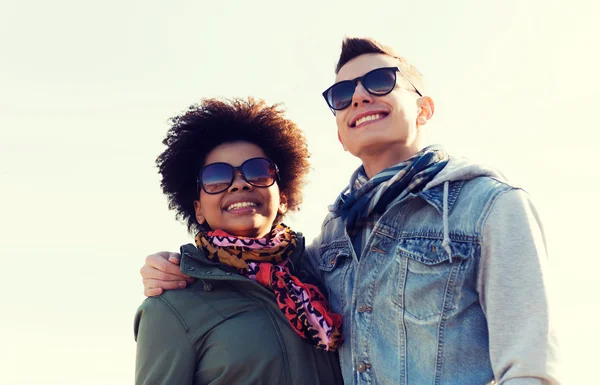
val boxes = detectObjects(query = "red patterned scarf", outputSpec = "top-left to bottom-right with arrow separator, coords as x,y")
195,224 -> 343,351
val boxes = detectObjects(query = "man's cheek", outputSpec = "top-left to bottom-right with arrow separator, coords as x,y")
337,131 -> 348,151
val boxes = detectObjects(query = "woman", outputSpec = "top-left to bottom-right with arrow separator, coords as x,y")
134,97 -> 344,385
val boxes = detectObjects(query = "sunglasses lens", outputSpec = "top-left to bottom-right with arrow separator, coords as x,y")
364,68 -> 396,95
327,81 -> 355,110
201,163 -> 233,194
242,158 -> 276,187
200,158 -> 277,194
325,68 -> 397,111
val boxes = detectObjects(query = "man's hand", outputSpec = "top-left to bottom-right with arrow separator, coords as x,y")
140,251 -> 195,297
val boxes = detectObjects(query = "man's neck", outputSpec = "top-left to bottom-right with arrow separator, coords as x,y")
360,143 -> 423,179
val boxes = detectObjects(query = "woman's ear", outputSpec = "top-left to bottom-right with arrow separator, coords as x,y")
278,193 -> 288,215
193,200 -> 206,225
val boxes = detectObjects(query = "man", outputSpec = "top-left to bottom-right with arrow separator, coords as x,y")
140,37 -> 560,384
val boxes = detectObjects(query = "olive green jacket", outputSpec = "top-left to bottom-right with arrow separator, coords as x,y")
134,238 -> 343,385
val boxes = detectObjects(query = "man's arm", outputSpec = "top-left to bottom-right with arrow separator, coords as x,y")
301,233 -> 328,289
479,188 -> 561,384
140,252 -> 194,296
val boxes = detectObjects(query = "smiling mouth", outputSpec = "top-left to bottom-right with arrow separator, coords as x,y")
225,201 -> 258,211
351,113 -> 387,128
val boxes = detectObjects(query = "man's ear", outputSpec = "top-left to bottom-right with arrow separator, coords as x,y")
193,200 -> 206,225
417,96 -> 435,127
278,193 -> 288,215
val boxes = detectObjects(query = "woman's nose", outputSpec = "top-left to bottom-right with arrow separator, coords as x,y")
228,170 -> 252,192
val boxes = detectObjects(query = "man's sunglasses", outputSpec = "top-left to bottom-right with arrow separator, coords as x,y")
321,66 -> 422,111
198,157 -> 279,195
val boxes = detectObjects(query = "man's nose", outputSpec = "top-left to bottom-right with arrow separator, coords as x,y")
351,82 -> 373,107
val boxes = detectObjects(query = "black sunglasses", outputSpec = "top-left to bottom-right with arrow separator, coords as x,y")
322,66 -> 422,111
197,157 -> 280,195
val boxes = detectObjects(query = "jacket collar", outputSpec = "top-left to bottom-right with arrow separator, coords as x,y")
418,180 -> 464,216
179,243 -> 243,281
329,180 -> 464,217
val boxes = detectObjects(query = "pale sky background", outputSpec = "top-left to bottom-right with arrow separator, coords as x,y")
1,0 -> 598,384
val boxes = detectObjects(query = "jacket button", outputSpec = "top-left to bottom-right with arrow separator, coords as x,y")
357,361 -> 370,373
188,266 -> 195,271
204,283 -> 212,292
330,258 -> 336,265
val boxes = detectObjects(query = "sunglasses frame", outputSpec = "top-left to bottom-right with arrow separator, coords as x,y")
321,66 -> 423,112
197,157 -> 280,195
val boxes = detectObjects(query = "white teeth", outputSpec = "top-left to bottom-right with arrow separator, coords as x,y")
226,202 -> 257,211
355,114 -> 383,127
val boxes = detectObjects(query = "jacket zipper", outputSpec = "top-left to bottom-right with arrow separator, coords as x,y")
237,285 -> 291,385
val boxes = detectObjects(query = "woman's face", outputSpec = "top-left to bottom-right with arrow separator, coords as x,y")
193,141 -> 287,238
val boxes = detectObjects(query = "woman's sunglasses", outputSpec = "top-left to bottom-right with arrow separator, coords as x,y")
321,66 -> 422,111
198,157 -> 279,195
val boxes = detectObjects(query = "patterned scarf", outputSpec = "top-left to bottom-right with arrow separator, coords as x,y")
195,224 -> 343,351
340,146 -> 449,254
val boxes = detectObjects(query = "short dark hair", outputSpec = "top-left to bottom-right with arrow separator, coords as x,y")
335,37 -> 425,94
156,97 -> 310,234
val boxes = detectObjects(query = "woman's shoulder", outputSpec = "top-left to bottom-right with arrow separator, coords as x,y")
135,282 -> 223,336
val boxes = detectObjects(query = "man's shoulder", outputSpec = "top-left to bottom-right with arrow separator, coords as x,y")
460,173 -> 516,193
433,153 -> 522,192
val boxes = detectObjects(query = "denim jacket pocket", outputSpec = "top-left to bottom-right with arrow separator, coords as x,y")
317,243 -> 352,311
317,242 -> 351,272
395,236 -> 476,320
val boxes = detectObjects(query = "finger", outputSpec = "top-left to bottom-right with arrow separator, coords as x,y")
145,251 -> 180,264
145,251 -> 180,265
143,278 -> 187,291
140,265 -> 188,281
155,251 -> 181,261
144,287 -> 163,297
167,255 -> 192,278
146,253 -> 188,278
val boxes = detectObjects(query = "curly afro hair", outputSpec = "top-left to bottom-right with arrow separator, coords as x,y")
156,97 -> 311,234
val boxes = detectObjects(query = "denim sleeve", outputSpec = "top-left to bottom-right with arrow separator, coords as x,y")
286,233 -> 328,293
134,297 -> 195,385
478,188 -> 561,384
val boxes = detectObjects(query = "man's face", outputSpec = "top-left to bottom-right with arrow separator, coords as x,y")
334,53 -> 422,161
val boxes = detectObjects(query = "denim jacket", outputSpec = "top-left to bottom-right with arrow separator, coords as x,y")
304,156 -> 560,385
